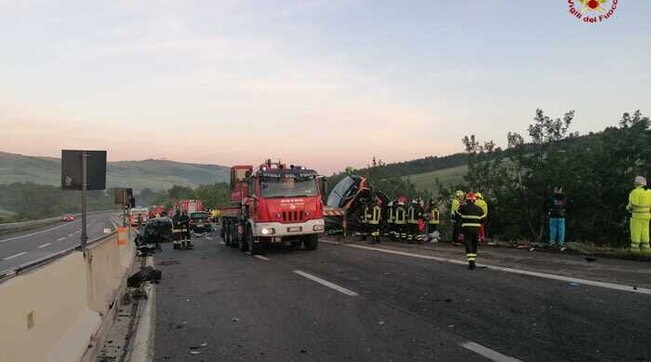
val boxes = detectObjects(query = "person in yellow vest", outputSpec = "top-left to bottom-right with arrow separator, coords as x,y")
475,193 -> 488,244
394,196 -> 408,241
450,190 -> 465,243
359,200 -> 373,241
368,198 -> 383,244
407,198 -> 422,243
426,199 -> 441,242
627,176 -> 651,253
386,198 -> 396,239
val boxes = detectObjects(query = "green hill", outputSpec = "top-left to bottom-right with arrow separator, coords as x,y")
406,164 -> 467,191
0,151 -> 230,190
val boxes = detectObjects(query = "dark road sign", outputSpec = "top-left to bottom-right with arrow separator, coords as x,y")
61,150 -> 107,190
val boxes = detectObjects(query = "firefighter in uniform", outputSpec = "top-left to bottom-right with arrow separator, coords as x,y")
394,197 -> 407,241
450,190 -> 465,243
368,198 -> 382,244
407,198 -> 421,243
359,200 -> 371,241
426,199 -> 440,242
172,209 -> 183,249
458,192 -> 483,270
475,192 -> 488,244
180,210 -> 192,249
627,176 -> 651,253
386,199 -> 395,238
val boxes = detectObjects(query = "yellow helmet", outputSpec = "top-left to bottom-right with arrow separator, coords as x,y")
455,190 -> 465,198
475,192 -> 483,200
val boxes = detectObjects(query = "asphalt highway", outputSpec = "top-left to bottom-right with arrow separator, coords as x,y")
0,212 -> 119,274
152,234 -> 651,361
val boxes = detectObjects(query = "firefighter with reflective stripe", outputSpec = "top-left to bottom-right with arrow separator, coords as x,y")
386,199 -> 396,238
180,210 -> 192,249
394,196 -> 408,241
426,199 -> 441,242
475,192 -> 488,243
359,202 -> 371,241
627,176 -> 651,253
458,192 -> 483,270
450,190 -> 465,242
172,209 -> 184,249
368,198 -> 382,244
407,198 -> 422,243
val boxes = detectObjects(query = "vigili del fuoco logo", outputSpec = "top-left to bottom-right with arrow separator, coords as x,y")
568,0 -> 618,23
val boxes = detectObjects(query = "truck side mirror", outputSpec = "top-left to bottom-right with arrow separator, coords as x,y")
320,178 -> 328,199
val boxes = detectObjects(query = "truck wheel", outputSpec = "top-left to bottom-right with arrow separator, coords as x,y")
238,224 -> 248,252
304,234 -> 319,250
229,223 -> 238,248
246,226 -> 260,255
223,222 -> 231,247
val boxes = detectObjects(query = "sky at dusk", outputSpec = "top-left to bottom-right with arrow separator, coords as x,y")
1,1 -> 649,174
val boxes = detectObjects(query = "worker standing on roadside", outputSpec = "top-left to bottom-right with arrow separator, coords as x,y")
368,198 -> 382,244
172,209 -> 183,249
450,190 -> 465,243
426,199 -> 440,242
627,176 -> 651,253
180,210 -> 192,249
359,201 -> 370,241
458,192 -> 483,270
394,196 -> 407,241
407,198 -> 421,243
544,187 -> 569,249
386,199 -> 395,238
475,193 -> 488,244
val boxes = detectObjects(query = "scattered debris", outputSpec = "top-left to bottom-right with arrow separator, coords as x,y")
232,317 -> 239,322
378,321 -> 385,325
200,342 -> 208,347
448,325 -> 455,328
585,256 -> 597,262
568,282 -> 581,288
528,247 -> 535,252
301,349 -> 308,354
127,266 -> 162,288
444,298 -> 452,303
189,350 -> 202,355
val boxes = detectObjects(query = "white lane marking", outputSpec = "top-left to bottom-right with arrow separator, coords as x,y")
38,243 -> 52,248
460,341 -> 522,362
0,222 -> 72,243
57,237 -> 66,241
3,251 -> 28,260
254,255 -> 270,261
294,270 -> 358,297
321,240 -> 651,295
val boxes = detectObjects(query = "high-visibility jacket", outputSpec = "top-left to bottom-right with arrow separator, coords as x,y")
475,199 -> 488,219
361,206 -> 371,224
458,203 -> 484,228
628,186 -> 651,220
387,205 -> 395,223
394,206 -> 406,225
368,206 -> 381,225
451,198 -> 460,217
428,207 -> 440,225
407,204 -> 420,224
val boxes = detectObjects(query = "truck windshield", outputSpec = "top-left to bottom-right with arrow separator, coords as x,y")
261,177 -> 318,198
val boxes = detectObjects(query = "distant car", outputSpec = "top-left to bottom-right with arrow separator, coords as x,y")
62,214 -> 75,222
189,211 -> 211,233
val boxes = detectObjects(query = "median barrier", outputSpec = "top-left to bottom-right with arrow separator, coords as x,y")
0,231 -> 136,362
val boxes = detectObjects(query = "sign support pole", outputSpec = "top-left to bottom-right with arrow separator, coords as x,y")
81,152 -> 88,251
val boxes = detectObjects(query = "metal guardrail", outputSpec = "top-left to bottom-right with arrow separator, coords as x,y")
0,230 -> 119,282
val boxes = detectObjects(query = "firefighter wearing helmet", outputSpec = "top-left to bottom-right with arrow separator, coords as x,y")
450,190 -> 465,242
474,192 -> 488,243
458,192 -> 484,270
368,197 -> 383,244
394,196 -> 408,241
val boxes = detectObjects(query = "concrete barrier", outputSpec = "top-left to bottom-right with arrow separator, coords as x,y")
0,232 -> 135,362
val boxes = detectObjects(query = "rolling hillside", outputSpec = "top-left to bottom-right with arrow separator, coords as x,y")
405,164 -> 467,191
0,151 -> 230,190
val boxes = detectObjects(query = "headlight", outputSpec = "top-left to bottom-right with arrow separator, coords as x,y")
261,228 -> 275,235
313,225 -> 324,232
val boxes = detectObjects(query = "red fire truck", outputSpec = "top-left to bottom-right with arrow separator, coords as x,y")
173,199 -> 204,214
219,160 -> 325,254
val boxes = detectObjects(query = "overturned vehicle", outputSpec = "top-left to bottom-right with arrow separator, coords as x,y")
324,175 -> 389,235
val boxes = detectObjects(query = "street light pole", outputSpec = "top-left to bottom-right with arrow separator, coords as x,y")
81,152 -> 88,251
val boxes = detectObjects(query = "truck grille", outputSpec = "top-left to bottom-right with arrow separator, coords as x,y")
282,211 -> 304,222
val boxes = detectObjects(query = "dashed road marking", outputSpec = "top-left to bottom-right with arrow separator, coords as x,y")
321,240 -> 651,295
3,252 -> 28,260
254,255 -> 270,261
38,243 -> 52,248
0,222 -> 72,243
460,341 -> 522,362
294,270 -> 358,297
57,237 -> 66,241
